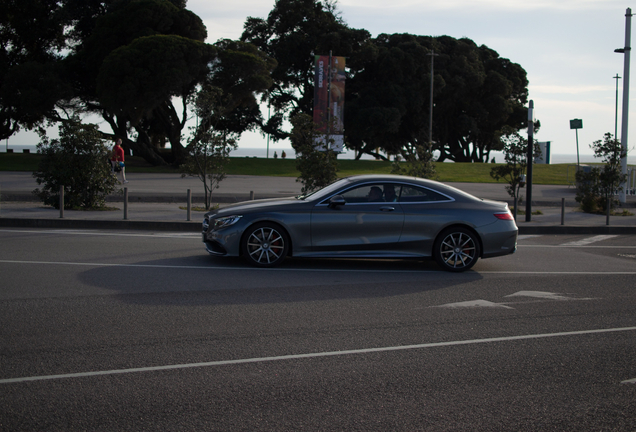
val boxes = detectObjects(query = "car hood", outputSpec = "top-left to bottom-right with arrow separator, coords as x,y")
205,196 -> 302,218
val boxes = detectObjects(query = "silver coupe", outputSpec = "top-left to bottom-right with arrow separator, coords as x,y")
202,175 -> 518,272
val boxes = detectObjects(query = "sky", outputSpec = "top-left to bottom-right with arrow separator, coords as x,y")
5,0 -> 635,162
189,0 -> 635,161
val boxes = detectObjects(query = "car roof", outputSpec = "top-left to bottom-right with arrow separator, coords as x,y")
342,174 -> 480,201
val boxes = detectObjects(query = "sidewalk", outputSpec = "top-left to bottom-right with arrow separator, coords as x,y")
1,172 -> 635,234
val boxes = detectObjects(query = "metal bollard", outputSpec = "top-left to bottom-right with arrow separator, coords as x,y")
250,191 -> 255,200
59,185 -> 64,218
561,198 -> 565,225
187,189 -> 191,221
123,187 -> 128,220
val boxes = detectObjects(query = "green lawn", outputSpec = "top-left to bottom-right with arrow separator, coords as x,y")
0,152 -> 600,185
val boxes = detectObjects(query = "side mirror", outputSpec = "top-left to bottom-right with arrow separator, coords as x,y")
328,195 -> 346,208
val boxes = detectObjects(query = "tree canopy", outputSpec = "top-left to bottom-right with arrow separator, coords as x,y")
346,33 -> 529,162
241,0 -> 371,140
2,0 -> 533,165
1,0 -> 274,166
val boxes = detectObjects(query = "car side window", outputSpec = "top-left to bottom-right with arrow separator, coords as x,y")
399,185 -> 452,203
339,184 -> 387,203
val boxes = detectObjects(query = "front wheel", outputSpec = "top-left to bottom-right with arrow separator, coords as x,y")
434,227 -> 480,272
242,222 -> 289,267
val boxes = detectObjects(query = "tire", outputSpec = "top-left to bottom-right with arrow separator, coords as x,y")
433,227 -> 480,272
242,222 -> 289,267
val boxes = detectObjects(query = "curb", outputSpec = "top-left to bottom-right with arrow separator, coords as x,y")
0,218 -> 200,232
517,225 -> 636,235
1,218 -> 635,235
0,193 -> 293,203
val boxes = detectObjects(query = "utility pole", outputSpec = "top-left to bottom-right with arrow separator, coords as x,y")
615,8 -> 632,204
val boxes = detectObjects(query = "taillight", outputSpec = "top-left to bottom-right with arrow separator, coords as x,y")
494,212 -> 514,220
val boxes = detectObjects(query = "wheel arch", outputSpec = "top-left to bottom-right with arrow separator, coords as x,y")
239,219 -> 294,258
433,224 -> 484,259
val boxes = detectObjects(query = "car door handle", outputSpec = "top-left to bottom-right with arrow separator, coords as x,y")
380,206 -> 396,212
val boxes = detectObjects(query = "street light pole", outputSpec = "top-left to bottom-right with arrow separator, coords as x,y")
614,73 -> 621,140
526,100 -> 534,222
615,7 -> 632,204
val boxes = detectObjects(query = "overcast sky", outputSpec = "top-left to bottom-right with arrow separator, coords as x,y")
190,0 -> 634,159
6,0 -> 634,161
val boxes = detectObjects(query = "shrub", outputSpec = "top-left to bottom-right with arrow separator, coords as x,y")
575,133 -> 627,214
33,120 -> 117,209
489,128 -> 540,203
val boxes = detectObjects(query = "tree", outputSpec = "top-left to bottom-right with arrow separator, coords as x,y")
181,41 -> 275,208
489,127 -> 540,209
2,0 -> 274,167
390,140 -> 437,179
241,0 -> 370,140
0,0 -> 70,138
190,39 -> 276,144
575,133 -> 627,214
290,113 -> 338,194
181,130 -> 237,210
69,0 -> 213,165
33,119 -> 117,209
345,34 -> 530,162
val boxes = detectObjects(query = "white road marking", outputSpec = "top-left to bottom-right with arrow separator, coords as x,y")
477,271 -> 636,275
1,260 -> 636,275
622,378 -> 636,384
560,235 -> 618,246
520,245 -> 636,249
506,291 -> 574,301
434,291 -> 597,309
434,300 -> 513,309
2,326 -> 635,385
517,235 -> 542,240
2,229 -> 633,246
0,229 -> 200,238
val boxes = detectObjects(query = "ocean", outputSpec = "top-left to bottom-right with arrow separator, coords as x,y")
1,143 -> 629,165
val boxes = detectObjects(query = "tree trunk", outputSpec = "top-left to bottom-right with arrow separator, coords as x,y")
129,131 -> 169,166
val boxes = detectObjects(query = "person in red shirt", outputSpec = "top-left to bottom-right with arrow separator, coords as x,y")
111,138 -> 128,183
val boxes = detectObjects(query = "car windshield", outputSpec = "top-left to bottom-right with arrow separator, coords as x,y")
296,177 -> 353,201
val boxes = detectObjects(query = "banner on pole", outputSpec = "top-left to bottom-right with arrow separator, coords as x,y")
313,55 -> 345,152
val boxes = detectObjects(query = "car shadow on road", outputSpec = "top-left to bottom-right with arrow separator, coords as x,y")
77,254 -> 484,307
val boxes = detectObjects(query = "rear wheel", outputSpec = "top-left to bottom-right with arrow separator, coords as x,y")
242,222 -> 289,267
434,227 -> 480,272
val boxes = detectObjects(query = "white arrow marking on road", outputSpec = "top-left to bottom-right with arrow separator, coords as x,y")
505,291 -> 572,301
505,291 -> 596,301
434,300 -> 513,309
621,378 -> 636,384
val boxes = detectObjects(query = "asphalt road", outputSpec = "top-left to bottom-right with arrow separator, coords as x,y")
1,228 -> 635,431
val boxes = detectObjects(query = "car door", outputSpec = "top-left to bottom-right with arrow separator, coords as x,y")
310,183 -> 405,253
396,184 -> 457,254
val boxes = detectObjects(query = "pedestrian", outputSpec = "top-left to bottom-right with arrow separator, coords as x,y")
111,138 -> 128,183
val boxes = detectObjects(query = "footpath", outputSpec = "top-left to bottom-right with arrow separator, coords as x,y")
1,172 -> 635,234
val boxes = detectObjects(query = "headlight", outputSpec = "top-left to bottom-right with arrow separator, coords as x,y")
212,215 -> 242,230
